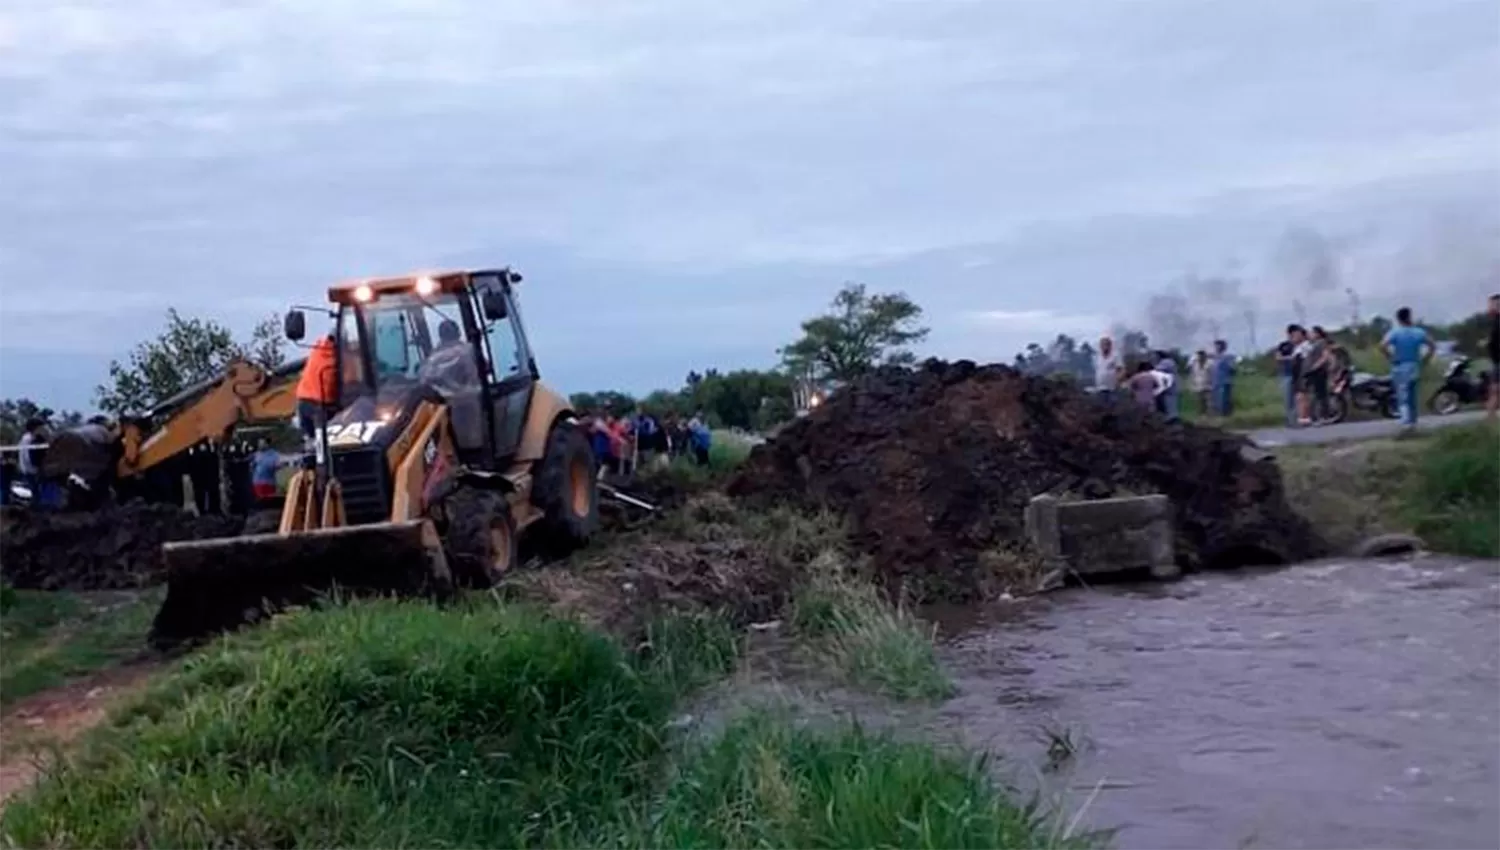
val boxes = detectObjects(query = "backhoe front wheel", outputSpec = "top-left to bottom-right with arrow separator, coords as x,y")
437,489 -> 517,587
534,422 -> 599,553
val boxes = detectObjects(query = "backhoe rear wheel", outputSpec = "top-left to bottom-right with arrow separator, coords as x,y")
533,422 -> 599,553
436,489 -> 517,587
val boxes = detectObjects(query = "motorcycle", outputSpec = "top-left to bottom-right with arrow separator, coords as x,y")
1429,356 -> 1491,415
1326,370 -> 1398,423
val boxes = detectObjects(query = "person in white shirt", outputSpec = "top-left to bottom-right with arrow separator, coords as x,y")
1189,350 -> 1213,415
16,417 -> 43,499
1094,336 -> 1123,397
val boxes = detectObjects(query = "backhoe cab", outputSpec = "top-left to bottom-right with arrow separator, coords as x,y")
152,268 -> 601,645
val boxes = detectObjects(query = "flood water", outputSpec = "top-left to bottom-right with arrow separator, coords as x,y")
935,556 -> 1500,849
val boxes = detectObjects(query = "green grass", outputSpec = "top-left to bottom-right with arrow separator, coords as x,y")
1,599 -> 675,848
1178,368 -> 1293,429
0,597 -> 1083,849
1277,422 -> 1499,558
636,431 -> 756,491
1406,424 -> 1500,557
636,613 -> 741,696
0,589 -> 159,708
792,552 -> 955,701
627,711 -> 1093,849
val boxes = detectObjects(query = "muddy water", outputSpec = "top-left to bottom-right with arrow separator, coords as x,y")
934,556 -> 1500,849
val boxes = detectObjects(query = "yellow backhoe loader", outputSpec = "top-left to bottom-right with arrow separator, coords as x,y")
150,268 -> 600,645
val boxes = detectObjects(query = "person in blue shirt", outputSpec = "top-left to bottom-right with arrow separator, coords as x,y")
587,411 -> 615,475
687,412 -> 712,466
1381,306 -> 1434,429
249,439 -> 282,503
1211,339 -> 1236,417
1276,325 -> 1302,426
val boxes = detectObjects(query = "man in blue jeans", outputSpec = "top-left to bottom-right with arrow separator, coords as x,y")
1275,326 -> 1301,426
1381,306 -> 1434,430
1211,339 -> 1235,416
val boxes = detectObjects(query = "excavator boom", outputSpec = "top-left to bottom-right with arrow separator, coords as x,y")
41,359 -> 303,505
117,359 -> 303,477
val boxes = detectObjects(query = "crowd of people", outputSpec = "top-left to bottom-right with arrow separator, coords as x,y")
1092,335 -> 1237,423
0,417 -> 62,507
1273,323 -> 1352,427
582,407 -> 713,477
1090,295 -> 1500,430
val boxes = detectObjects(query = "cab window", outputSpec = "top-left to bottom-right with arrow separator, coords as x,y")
336,307 -> 367,400
484,312 -> 524,382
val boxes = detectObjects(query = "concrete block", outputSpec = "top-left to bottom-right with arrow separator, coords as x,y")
1025,493 -> 1179,581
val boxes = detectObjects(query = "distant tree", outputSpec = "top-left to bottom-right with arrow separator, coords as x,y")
243,314 -> 289,371
1442,311 -> 1494,358
641,389 -> 689,417
94,309 -> 286,415
0,399 -> 85,444
689,369 -> 793,430
1120,329 -> 1152,359
779,283 -> 928,382
569,366 -> 800,432
568,390 -> 638,415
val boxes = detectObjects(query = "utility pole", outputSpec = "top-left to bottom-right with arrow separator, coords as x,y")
1345,287 -> 1360,328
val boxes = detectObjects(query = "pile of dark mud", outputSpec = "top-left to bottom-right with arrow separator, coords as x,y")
0,503 -> 243,591
728,359 -> 1322,602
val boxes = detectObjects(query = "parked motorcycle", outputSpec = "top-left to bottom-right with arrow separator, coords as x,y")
1429,356 -> 1492,415
1326,370 -> 1398,423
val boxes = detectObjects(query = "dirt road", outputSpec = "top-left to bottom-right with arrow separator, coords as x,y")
1247,410 -> 1488,447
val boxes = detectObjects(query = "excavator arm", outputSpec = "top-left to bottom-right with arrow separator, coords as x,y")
117,359 -> 303,478
41,359 -> 305,493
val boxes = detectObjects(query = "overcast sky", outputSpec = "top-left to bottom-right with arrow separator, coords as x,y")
2,0 -> 1497,410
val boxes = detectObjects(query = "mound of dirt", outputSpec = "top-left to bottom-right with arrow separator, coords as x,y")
728,359 -> 1323,602
0,503 -> 243,591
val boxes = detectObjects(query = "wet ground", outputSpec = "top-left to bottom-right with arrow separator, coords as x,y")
936,556 -> 1500,849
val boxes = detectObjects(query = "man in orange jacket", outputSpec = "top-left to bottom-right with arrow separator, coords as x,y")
296,334 -> 338,442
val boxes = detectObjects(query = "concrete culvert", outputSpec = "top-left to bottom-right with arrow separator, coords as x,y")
1202,543 -> 1290,570
1353,533 -> 1426,558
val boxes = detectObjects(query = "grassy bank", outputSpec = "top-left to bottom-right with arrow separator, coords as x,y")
0,598 -> 1079,848
0,589 -> 159,708
792,551 -> 954,700
1278,422 -> 1499,558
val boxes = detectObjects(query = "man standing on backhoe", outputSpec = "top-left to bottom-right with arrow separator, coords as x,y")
296,333 -> 338,443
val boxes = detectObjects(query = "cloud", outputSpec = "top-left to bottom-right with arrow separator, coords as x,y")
0,0 -> 1497,406
964,309 -> 1110,335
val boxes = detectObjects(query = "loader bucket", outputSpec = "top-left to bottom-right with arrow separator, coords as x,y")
150,519 -> 454,647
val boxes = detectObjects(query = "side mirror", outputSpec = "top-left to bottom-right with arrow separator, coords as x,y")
481,290 -> 509,322
284,309 -> 306,342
